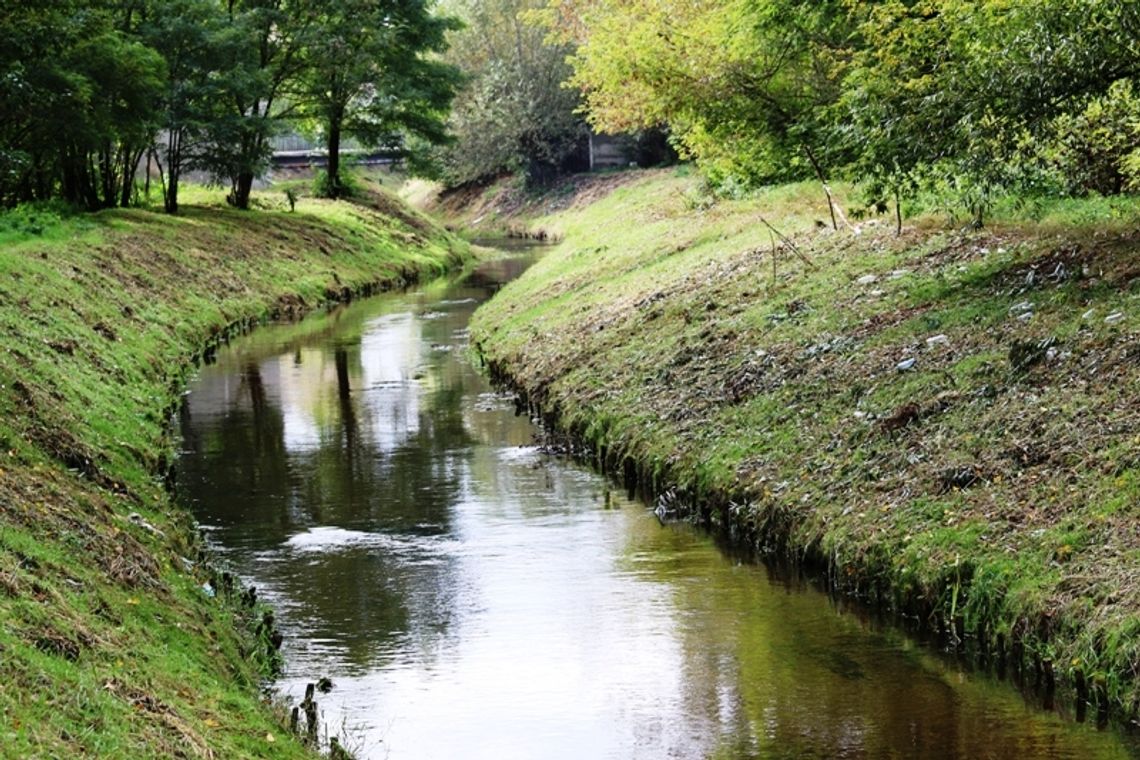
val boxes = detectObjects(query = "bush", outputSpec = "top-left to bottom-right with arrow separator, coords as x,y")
0,201 -> 80,244
1046,80 -> 1140,196
312,168 -> 364,199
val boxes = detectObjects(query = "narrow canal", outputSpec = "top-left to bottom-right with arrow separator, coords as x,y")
176,252 -> 1139,759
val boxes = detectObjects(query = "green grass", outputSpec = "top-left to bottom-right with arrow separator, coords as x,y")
0,179 -> 470,757
467,167 -> 1140,715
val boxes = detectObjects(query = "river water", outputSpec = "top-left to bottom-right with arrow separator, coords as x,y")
176,252 -> 1139,759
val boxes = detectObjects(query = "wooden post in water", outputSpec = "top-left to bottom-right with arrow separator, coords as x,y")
302,682 -> 318,745
1074,669 -> 1089,723
995,632 -> 1007,677
1095,675 -> 1110,728
1042,659 -> 1056,711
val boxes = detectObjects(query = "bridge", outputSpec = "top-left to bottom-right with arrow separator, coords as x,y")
269,134 -> 401,170
270,148 -> 402,169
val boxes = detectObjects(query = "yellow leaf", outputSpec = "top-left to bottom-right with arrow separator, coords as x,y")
126,598 -> 139,606
265,733 -> 276,743
204,719 -> 219,728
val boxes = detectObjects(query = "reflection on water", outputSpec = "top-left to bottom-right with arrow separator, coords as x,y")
177,255 -> 1140,760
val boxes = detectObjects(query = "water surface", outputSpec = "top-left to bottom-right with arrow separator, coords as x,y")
177,254 -> 1139,759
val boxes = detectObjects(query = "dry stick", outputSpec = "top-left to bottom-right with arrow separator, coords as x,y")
829,187 -> 852,229
757,215 -> 816,269
802,143 -> 852,231
802,144 -> 838,231
895,186 -> 903,236
770,229 -> 778,285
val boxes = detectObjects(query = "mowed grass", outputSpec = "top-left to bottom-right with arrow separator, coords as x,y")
0,180 -> 470,757
469,168 -> 1140,713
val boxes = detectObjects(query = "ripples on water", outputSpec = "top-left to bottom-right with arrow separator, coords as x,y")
177,256 -> 1140,760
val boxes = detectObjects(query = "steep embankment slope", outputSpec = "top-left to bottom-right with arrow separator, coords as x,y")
0,186 -> 468,757
469,169 -> 1140,714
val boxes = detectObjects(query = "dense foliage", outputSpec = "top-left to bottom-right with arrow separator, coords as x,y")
6,1 -> 1138,216
0,0 -> 461,210
296,0 -> 462,199
433,0 -> 590,187
540,0 -> 1140,221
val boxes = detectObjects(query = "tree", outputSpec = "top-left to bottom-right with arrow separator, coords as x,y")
0,2 -> 164,209
1048,80 -> 1140,196
71,32 -> 166,209
435,0 -> 588,187
542,0 -> 854,216
843,0 -> 1140,226
298,0 -> 462,198
209,0 -> 318,210
141,0 -> 237,213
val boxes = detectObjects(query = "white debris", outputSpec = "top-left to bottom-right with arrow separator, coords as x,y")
127,512 -> 165,537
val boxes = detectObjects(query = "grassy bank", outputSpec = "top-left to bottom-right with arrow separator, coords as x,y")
0,182 -> 469,757
467,169 -> 1140,715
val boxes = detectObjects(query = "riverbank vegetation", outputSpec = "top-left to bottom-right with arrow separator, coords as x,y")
1,0 -> 459,211
530,1 -> 1140,227
467,168 -> 1140,716
427,0 -> 589,187
430,0 -> 1140,236
0,180 -> 468,756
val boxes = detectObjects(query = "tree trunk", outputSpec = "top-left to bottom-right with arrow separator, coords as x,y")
334,348 -> 358,467
165,130 -> 180,214
326,113 -> 342,199
83,153 -> 100,210
229,123 -> 262,210
120,147 -> 143,208
119,148 -> 131,208
232,171 -> 255,210
167,170 -> 179,214
100,144 -> 116,209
